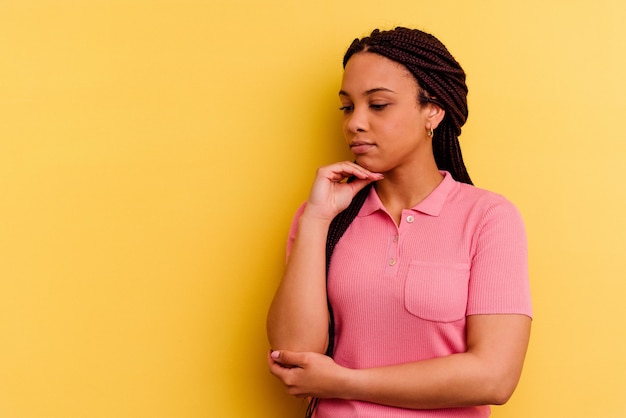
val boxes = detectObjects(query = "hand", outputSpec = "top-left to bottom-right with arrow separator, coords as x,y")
304,161 -> 383,221
267,350 -> 350,399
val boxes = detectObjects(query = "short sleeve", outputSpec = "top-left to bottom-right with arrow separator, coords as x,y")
466,196 -> 532,317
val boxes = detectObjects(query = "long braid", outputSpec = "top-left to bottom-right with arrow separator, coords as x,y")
433,123 -> 472,185
343,27 -> 473,185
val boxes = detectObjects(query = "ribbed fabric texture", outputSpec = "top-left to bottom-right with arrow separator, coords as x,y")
325,183 -> 373,357
286,172 -> 532,418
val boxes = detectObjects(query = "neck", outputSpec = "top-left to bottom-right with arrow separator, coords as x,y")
375,164 -> 443,224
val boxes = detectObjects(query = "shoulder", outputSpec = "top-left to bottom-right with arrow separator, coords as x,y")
455,182 -> 511,204
434,173 -> 522,220
455,182 -> 522,218
445,182 -> 526,241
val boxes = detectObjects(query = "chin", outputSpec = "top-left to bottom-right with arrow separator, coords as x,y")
355,157 -> 384,174
354,156 -> 372,169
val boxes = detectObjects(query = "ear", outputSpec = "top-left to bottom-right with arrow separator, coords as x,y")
426,103 -> 445,130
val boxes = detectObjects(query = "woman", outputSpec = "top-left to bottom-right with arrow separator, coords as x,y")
267,27 -> 532,418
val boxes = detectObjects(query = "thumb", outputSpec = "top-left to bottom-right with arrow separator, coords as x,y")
270,350 -> 301,367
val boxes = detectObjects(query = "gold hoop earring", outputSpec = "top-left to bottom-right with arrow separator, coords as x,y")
427,127 -> 434,138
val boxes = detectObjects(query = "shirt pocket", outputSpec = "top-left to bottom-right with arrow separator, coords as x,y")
404,261 -> 470,322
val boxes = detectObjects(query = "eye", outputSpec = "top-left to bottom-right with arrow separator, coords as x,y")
339,105 -> 354,114
370,103 -> 389,111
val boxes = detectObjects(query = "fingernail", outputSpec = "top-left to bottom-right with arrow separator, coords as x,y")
270,350 -> 280,359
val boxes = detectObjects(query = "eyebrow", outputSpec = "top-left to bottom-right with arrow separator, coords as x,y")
338,87 -> 397,97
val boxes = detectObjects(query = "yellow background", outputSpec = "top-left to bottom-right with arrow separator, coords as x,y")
1,1 -> 625,417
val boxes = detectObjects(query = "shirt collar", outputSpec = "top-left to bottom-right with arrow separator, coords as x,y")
359,171 -> 458,217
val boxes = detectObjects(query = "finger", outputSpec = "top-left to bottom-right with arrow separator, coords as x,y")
320,161 -> 383,182
347,164 -> 384,181
343,160 -> 383,178
270,350 -> 303,368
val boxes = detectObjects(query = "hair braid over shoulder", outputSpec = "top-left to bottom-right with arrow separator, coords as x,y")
343,27 -> 473,185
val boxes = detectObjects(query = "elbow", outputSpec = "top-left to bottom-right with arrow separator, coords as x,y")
266,318 -> 329,354
488,387 -> 514,406
480,373 -> 521,406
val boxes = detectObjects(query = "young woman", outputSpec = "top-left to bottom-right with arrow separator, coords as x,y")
267,27 -> 532,418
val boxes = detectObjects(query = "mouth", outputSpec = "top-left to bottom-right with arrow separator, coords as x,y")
350,141 -> 376,155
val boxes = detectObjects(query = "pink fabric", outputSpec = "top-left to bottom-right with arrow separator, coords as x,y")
287,172 -> 532,417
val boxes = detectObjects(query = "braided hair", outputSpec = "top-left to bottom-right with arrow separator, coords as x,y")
344,27 -> 473,185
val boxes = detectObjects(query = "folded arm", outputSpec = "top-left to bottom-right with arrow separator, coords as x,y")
269,313 -> 531,408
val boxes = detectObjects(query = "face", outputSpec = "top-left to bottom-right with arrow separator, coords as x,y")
339,52 -> 442,173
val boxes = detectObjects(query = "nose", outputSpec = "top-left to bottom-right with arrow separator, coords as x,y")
345,106 -> 368,134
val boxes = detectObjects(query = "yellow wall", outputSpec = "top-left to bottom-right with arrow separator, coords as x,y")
1,1 -> 624,417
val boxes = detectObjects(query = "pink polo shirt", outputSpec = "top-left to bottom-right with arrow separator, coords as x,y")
287,172 -> 532,418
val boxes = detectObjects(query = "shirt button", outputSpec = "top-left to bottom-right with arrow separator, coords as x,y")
389,258 -> 397,266
393,235 -> 399,242
406,215 -> 415,223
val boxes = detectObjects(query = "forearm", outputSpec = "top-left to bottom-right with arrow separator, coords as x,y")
343,353 -> 509,409
267,213 -> 332,353
339,315 -> 531,409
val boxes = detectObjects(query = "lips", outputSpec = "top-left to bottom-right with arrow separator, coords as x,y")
350,141 -> 375,155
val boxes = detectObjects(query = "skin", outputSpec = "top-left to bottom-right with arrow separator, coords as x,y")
266,51 -> 531,409
338,52 -> 445,224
